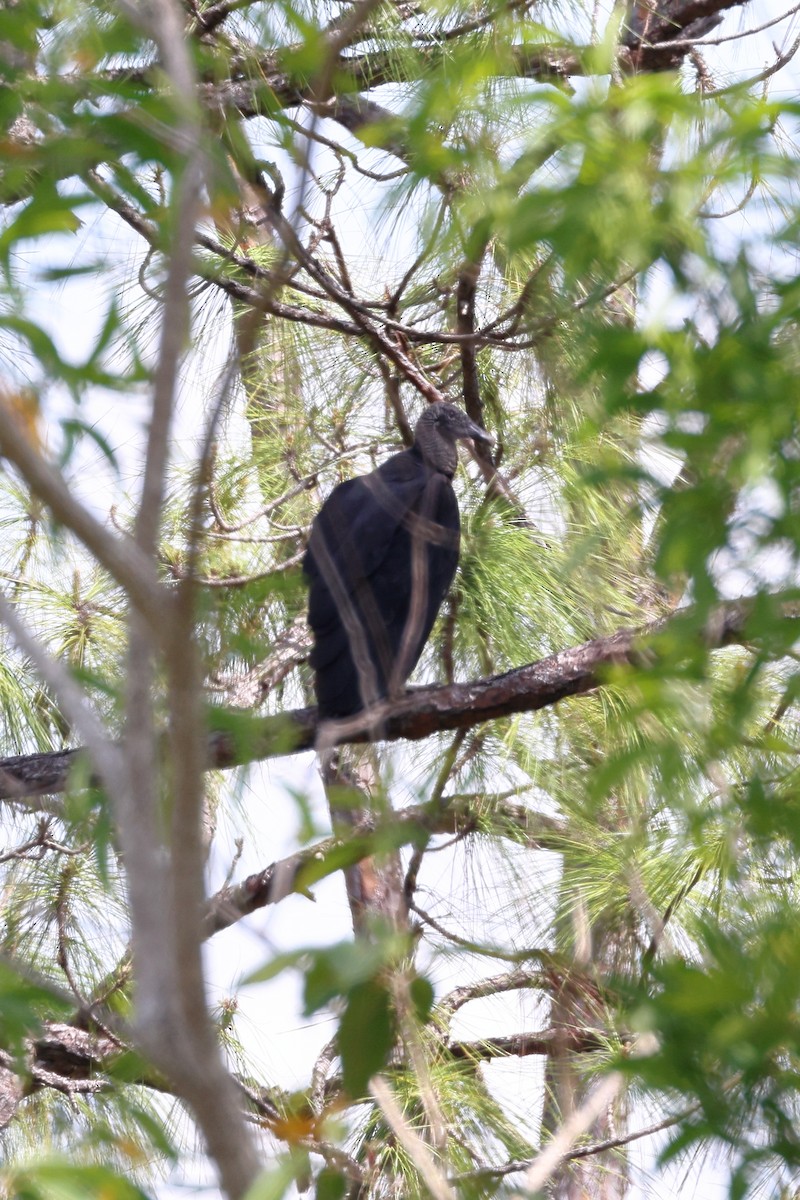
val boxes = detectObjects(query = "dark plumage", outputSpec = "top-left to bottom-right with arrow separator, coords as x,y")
304,403 -> 493,718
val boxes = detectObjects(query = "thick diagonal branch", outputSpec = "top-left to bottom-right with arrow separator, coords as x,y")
0,597 -> 783,802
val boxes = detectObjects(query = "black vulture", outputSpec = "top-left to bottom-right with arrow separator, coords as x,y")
304,402 -> 493,718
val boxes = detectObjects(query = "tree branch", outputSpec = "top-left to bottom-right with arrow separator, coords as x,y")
438,966 -> 550,1017
0,1014 -> 622,1131
108,5 -> 262,1198
0,595 -> 782,801
187,0 -> 754,135
0,394 -> 165,632
203,798 -> 564,936
449,1027 -> 616,1059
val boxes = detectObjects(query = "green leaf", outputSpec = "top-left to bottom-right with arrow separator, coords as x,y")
9,1162 -> 151,1200
303,938 -> 400,1013
339,980 -> 395,1098
59,419 -> 120,473
0,961 -> 72,1058
242,1154 -> 310,1200
409,975 -> 434,1024
315,1168 -> 347,1200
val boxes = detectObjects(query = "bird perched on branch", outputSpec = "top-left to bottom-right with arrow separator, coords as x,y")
304,402 -> 494,719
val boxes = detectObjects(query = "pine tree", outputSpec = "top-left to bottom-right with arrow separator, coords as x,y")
0,1 -> 799,1197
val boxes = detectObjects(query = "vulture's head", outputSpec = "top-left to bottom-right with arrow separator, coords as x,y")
415,402 -> 494,475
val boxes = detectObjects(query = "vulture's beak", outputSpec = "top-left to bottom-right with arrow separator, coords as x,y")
468,420 -> 495,445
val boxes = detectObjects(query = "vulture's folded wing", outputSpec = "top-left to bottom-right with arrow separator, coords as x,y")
304,451 -> 459,716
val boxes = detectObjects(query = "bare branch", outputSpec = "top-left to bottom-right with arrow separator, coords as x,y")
203,795 -> 563,935
521,1033 -> 658,1192
0,397 -> 164,631
216,614 -> 313,708
449,1027 -> 616,1059
182,0 -> 755,135
109,4 -> 262,1198
452,1101 -> 703,1181
705,29 -> 800,94
439,966 -> 549,1017
637,0 -> 800,51
0,591 -> 127,798
0,595 -> 786,800
369,1076 -> 457,1200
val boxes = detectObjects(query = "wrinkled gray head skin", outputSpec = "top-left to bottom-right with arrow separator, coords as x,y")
414,402 -> 494,475
416,401 -> 494,445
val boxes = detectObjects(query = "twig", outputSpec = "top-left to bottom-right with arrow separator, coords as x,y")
704,31 -> 800,96
451,1098 -> 703,1180
0,392 -> 165,632
403,731 -> 466,906
207,441 -> 379,534
520,1032 -> 658,1192
413,0 -> 536,42
280,113 -> 408,182
641,2 -> 800,52
523,1070 -> 625,1191
438,966 -> 549,1018
0,819 -> 89,865
168,546 -> 306,587
0,590 -> 128,799
0,595 -> 787,800
410,899 -> 554,963
642,862 -> 706,968
369,1076 -> 456,1200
